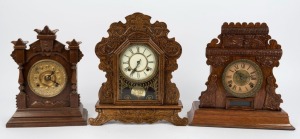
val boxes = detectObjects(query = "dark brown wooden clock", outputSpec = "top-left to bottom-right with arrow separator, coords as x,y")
6,26 -> 87,127
188,22 -> 295,130
89,12 -> 188,126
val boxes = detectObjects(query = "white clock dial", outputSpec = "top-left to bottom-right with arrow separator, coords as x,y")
120,44 -> 157,82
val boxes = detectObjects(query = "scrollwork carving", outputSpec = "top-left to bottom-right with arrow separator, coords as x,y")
152,37 -> 181,58
256,56 -> 281,67
30,100 -> 68,108
95,12 -> 181,60
164,72 -> 180,105
207,56 -> 230,67
98,77 -> 114,103
128,32 -> 150,40
207,22 -> 274,49
267,39 -> 281,49
125,12 -> 151,31
207,38 -> 220,48
199,74 -> 218,108
89,109 -> 188,126
263,76 -> 283,110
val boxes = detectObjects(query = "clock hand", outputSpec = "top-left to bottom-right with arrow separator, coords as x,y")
235,71 -> 242,82
44,72 -> 60,87
50,79 -> 60,87
130,59 -> 141,76
50,70 -> 55,76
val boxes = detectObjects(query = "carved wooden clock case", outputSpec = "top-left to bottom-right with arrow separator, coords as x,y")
6,26 -> 87,127
89,12 -> 188,126
188,22 -> 295,130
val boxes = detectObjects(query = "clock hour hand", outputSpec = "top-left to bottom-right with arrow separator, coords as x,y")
237,71 -> 245,81
237,71 -> 249,82
130,59 -> 141,76
50,70 -> 55,75
44,72 -> 60,87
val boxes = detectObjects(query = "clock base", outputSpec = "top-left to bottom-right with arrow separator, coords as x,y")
188,101 -> 295,130
89,100 -> 188,126
6,104 -> 87,127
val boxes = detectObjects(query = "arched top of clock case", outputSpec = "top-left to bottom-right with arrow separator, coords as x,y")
11,26 -> 83,64
95,12 -> 182,72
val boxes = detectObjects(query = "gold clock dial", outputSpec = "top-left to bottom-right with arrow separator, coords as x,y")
28,59 -> 67,97
222,59 -> 263,98
120,44 -> 158,83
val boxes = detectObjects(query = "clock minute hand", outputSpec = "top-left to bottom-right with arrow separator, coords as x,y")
49,71 -> 60,86
50,79 -> 60,87
130,59 -> 141,76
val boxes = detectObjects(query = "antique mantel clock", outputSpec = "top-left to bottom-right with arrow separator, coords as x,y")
6,26 -> 87,127
89,12 -> 188,126
188,22 -> 295,130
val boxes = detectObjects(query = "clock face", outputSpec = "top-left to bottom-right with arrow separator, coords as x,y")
120,44 -> 158,82
28,59 -> 67,98
222,59 -> 263,98
119,44 -> 158,100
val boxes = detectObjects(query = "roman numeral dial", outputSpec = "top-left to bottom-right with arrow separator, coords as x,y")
120,44 -> 158,82
222,59 -> 263,98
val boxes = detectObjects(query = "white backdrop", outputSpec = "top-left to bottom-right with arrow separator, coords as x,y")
0,0 -> 299,139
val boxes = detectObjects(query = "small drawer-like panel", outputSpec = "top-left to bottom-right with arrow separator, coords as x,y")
226,97 -> 254,110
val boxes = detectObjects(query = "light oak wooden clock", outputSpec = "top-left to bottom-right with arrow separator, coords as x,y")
89,12 -> 188,126
6,26 -> 87,127
188,22 -> 295,130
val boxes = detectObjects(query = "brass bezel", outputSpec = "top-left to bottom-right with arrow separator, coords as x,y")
222,59 -> 263,98
27,59 -> 67,98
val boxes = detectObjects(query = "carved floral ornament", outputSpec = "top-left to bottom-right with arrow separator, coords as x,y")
95,12 -> 182,72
